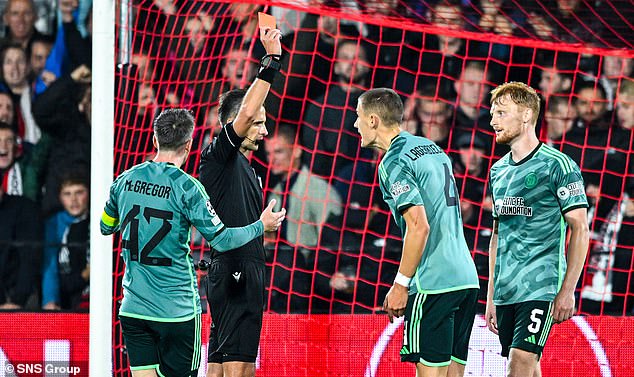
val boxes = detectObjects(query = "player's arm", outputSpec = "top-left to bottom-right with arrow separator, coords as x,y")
485,220 -> 499,334
383,205 -> 429,322
100,182 -> 120,235
553,207 -> 589,323
231,27 -> 282,137
188,185 -> 285,252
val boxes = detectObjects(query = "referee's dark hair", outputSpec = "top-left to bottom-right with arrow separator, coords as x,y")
218,89 -> 247,126
359,88 -> 404,127
153,108 -> 195,151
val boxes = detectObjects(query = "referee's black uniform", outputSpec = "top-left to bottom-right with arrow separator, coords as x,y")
199,122 -> 266,364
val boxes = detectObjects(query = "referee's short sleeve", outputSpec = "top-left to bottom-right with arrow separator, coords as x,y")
202,122 -> 244,165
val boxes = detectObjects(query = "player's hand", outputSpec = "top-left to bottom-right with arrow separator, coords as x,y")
552,289 -> 575,323
259,27 -> 282,56
382,284 -> 408,323
485,300 -> 498,334
260,199 -> 286,232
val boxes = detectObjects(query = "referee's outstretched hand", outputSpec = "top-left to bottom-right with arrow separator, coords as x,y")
259,27 -> 282,56
260,199 -> 286,232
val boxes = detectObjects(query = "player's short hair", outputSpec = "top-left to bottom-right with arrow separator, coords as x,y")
153,108 -> 195,151
618,78 -> 634,97
218,89 -> 247,126
490,82 -> 540,124
359,88 -> 403,127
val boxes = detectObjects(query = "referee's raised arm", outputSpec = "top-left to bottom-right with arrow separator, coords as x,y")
231,26 -> 282,137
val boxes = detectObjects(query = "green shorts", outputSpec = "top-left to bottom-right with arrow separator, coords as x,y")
496,300 -> 554,359
400,288 -> 478,367
120,314 -> 202,377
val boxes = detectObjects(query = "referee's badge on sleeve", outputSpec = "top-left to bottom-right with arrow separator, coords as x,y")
206,200 -> 222,226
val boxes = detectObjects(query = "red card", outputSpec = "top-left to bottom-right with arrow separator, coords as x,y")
258,12 -> 276,29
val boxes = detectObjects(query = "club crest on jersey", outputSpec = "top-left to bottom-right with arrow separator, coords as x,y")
206,200 -> 221,225
524,172 -> 538,189
390,181 -> 411,198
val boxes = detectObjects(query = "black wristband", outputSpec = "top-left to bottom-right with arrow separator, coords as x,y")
257,54 -> 282,83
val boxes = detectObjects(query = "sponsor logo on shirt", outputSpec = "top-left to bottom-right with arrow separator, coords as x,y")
390,181 -> 411,198
495,197 -> 533,217
557,181 -> 584,200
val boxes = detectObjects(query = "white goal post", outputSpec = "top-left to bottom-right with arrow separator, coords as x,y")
89,0 -> 115,374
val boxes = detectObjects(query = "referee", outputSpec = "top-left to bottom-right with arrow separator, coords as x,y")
198,27 -> 282,377
101,108 -> 285,377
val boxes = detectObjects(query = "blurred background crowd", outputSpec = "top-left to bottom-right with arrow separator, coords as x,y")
1,0 -> 632,317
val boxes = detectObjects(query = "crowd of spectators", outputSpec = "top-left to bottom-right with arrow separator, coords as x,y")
1,0 -> 632,315
0,0 -> 91,311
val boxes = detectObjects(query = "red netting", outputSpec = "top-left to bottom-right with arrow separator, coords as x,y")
113,0 -> 634,375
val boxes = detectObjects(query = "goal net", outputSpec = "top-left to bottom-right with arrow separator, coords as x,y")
112,0 -> 634,375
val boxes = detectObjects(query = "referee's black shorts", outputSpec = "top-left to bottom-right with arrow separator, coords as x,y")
205,257 -> 265,363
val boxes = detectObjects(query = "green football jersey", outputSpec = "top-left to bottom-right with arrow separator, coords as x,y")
489,143 -> 588,305
101,161 -> 231,321
378,131 -> 479,294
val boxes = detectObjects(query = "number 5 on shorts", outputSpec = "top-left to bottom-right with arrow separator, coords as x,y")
527,308 -> 544,334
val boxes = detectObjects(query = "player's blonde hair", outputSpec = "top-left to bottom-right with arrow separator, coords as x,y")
490,82 -> 540,125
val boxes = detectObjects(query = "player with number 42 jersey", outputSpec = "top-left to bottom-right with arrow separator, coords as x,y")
100,161 -> 269,322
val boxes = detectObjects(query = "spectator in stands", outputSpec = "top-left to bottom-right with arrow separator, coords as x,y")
59,0 -> 92,70
2,0 -> 44,49
42,173 -> 89,310
0,181 -> 41,309
278,2 -> 360,121
597,1 -> 634,49
0,121 -> 39,199
615,79 -> 634,133
453,60 -> 493,135
465,0 -> 534,68
0,44 -> 40,148
221,47 -> 257,90
32,64 -> 91,215
544,93 -> 577,146
538,61 -> 574,102
562,81 -> 611,174
598,56 -> 633,111
301,39 -> 371,178
467,0 -> 527,37
580,178 -> 634,315
403,86 -> 454,150
454,133 -> 493,310
528,0 -> 604,44
27,33 -> 52,81
266,125 -> 342,248
265,125 -> 342,313
453,133 -> 492,251
170,12 -> 217,103
0,91 -> 15,130
397,0 -> 486,97
360,0 -> 412,89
